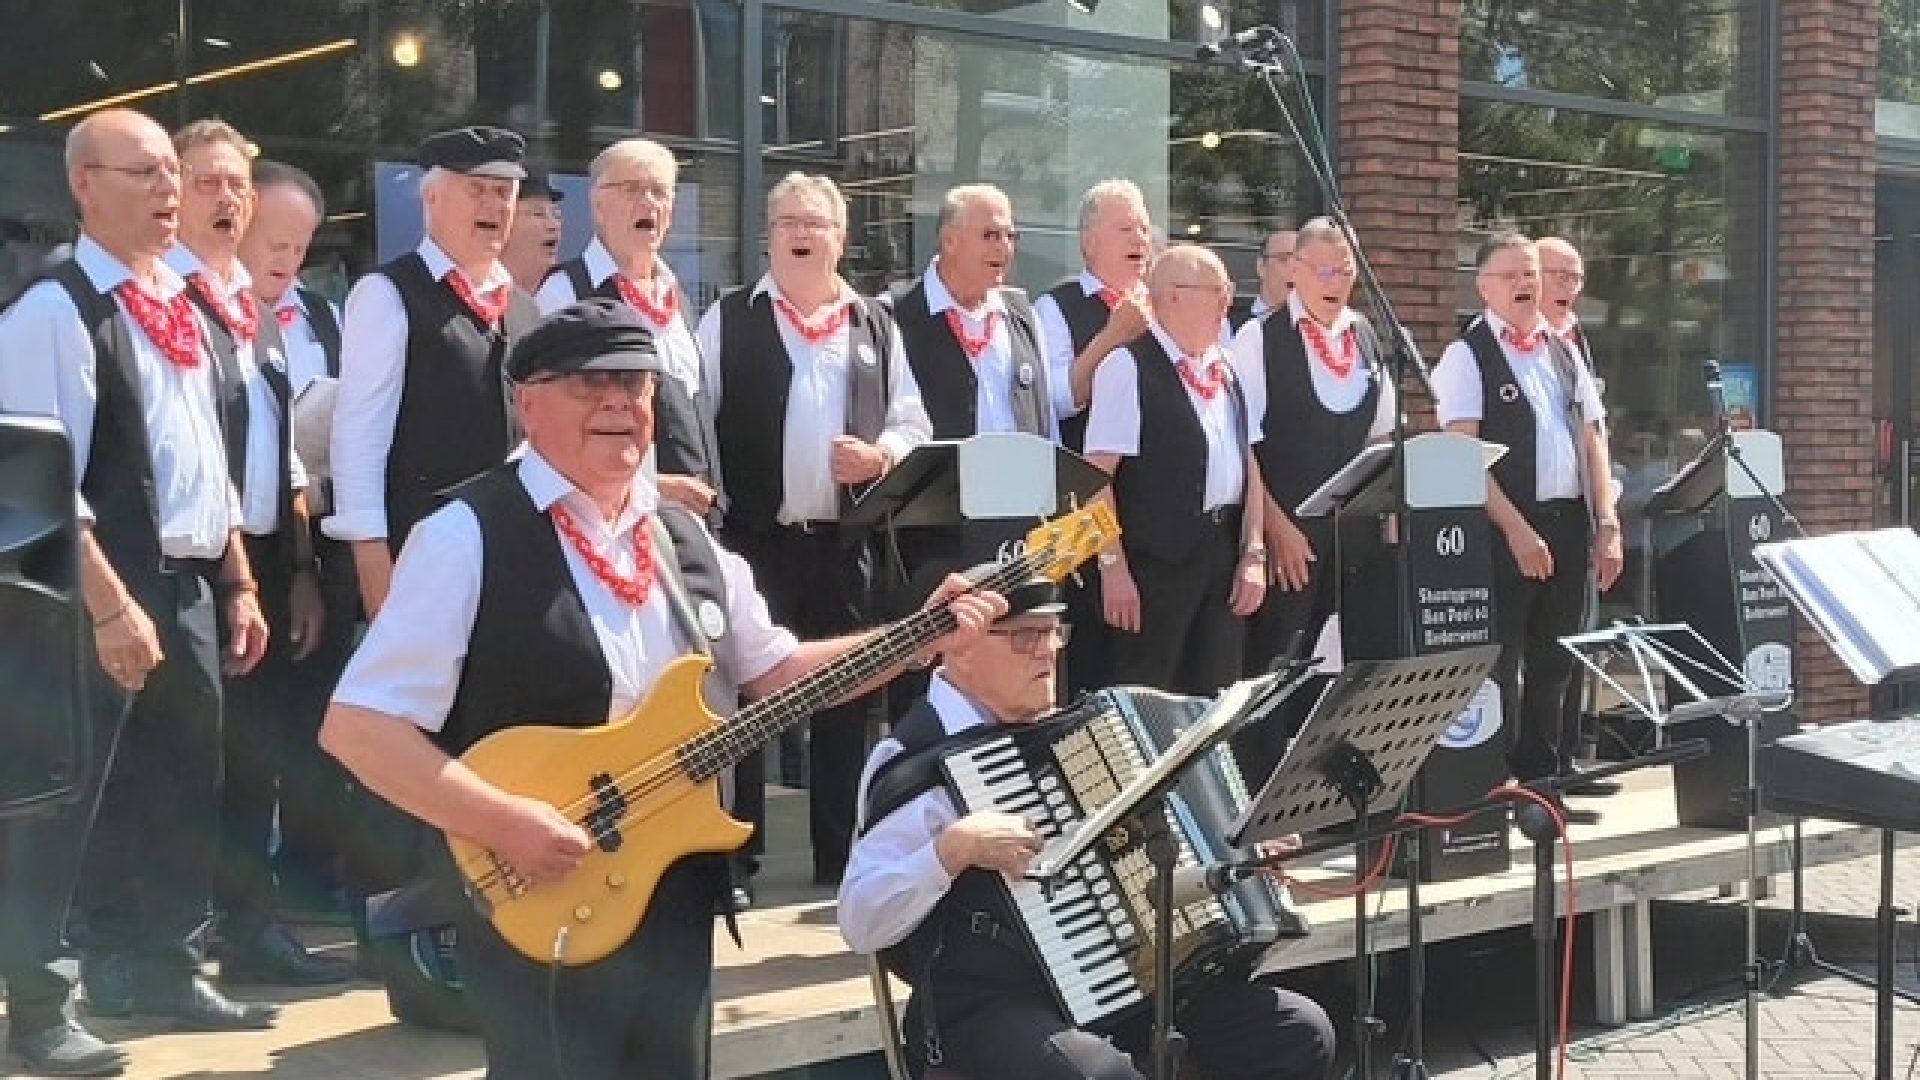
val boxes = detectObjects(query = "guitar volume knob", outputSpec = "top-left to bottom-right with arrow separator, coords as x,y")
574,904 -> 594,922
606,872 -> 626,888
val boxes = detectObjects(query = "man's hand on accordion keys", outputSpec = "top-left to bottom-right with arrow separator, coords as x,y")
936,811 -> 1044,878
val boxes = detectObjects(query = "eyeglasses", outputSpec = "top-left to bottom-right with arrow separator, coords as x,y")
187,169 -> 252,197
1166,281 -> 1227,296
1543,268 -> 1586,285
1300,263 -> 1355,283
526,369 -> 656,399
1480,268 -> 1540,283
85,159 -> 181,188
988,623 -> 1072,654
1257,249 -> 1294,263
771,214 -> 839,234
596,180 -> 674,202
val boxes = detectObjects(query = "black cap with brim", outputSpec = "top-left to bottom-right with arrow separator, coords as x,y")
520,167 -> 562,202
508,298 -> 662,382
965,563 -> 1065,620
419,125 -> 528,180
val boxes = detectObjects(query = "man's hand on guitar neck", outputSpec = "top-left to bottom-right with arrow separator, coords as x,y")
487,793 -> 594,885
923,573 -> 1006,659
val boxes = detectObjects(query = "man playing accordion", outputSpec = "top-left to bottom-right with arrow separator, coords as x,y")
839,574 -> 1335,1080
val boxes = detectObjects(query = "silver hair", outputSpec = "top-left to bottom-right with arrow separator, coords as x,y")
938,184 -> 1009,233
765,172 -> 846,228
1077,178 -> 1146,236
590,139 -> 678,187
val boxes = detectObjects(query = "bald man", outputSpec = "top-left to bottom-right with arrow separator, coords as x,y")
0,107 -> 280,1072
1083,245 -> 1267,696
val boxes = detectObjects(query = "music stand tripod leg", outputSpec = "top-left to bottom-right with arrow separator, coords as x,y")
1146,823 -> 1188,1080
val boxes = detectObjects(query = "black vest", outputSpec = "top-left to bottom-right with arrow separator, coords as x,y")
889,280 -> 1050,440
297,287 -> 342,377
32,262 -> 175,595
1462,317 -> 1584,520
712,287 -> 892,532
1254,310 -> 1383,518
866,698 -> 1042,999
1111,334 -> 1246,564
1040,280 -> 1110,453
189,281 -> 296,563
556,257 -> 724,505
380,252 -> 536,552
435,467 -> 730,758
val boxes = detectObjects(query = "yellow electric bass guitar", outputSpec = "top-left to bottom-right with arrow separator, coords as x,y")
448,504 -> 1118,965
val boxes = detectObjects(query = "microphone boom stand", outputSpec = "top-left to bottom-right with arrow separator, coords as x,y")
1208,26 -> 1441,1080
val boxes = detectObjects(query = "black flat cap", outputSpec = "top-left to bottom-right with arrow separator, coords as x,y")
419,125 -> 527,179
508,298 -> 662,382
966,563 -> 1066,620
520,167 -> 562,202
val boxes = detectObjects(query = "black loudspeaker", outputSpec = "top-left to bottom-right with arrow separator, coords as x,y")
0,415 -> 88,817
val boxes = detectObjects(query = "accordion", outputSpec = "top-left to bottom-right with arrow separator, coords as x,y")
939,685 -> 1296,1030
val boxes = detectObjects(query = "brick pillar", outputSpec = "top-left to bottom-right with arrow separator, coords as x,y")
1337,0 -> 1461,364
1775,1 -> 1878,723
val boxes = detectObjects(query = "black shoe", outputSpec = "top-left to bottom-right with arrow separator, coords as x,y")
133,977 -> 280,1031
78,952 -> 133,1019
9,1020 -> 127,1077
221,923 -> 355,987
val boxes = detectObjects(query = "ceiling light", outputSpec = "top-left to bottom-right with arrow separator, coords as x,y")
392,32 -> 422,68
1200,130 -> 1222,150
597,68 -> 623,91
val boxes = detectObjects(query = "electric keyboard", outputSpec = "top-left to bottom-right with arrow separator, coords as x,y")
1761,715 -> 1920,833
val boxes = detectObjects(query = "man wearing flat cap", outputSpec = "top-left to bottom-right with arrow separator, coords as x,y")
502,167 -> 563,294
321,299 -> 1004,1080
327,124 -> 540,619
840,568 -> 1336,1080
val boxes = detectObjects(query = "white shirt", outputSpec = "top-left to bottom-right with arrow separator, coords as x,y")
917,259 -> 1059,440
326,238 -> 514,543
166,247 -> 306,535
1432,310 -> 1607,502
1230,293 -> 1396,450
696,275 -> 931,523
332,449 -> 798,732
837,670 -> 989,954
273,289 -> 341,398
1026,270 -> 1116,422
0,235 -> 237,557
1084,323 -> 1251,512
535,238 -> 704,406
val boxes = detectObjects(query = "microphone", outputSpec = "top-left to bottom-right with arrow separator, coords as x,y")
1702,359 -> 1729,433
1197,24 -> 1282,61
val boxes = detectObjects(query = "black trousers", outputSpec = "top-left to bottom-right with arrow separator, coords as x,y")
1234,516 -> 1338,786
457,859 -> 717,1079
0,661 -> 124,1029
1110,513 -> 1246,698
905,976 -> 1336,1080
75,564 -> 225,987
722,523 -> 880,885
276,532 -> 360,905
1491,500 -> 1593,782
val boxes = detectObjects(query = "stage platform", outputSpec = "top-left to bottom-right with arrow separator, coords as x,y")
41,770 -> 1899,1080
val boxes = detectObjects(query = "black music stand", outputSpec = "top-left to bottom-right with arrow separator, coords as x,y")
1027,667 -> 1318,1080
1229,646 -> 1500,1080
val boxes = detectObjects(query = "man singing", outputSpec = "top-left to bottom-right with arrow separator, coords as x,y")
322,299 -> 998,1079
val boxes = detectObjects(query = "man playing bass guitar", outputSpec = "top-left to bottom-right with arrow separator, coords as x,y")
320,299 -> 1007,1080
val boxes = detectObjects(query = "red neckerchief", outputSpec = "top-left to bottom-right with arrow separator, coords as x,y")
550,503 -> 657,607
773,294 -> 851,346
944,307 -> 1001,362
616,274 -> 679,327
189,272 -> 259,345
445,269 -> 510,330
275,305 -> 299,330
1501,323 -> 1544,353
1174,348 -> 1228,402
115,281 -> 203,370
1097,286 -> 1122,310
1298,315 -> 1358,379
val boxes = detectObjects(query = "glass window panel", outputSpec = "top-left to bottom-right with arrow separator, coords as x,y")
1462,0 -> 1765,117
1460,98 -> 1767,592
757,8 -> 1320,298
1881,0 -> 1920,138
856,0 -> 1321,53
